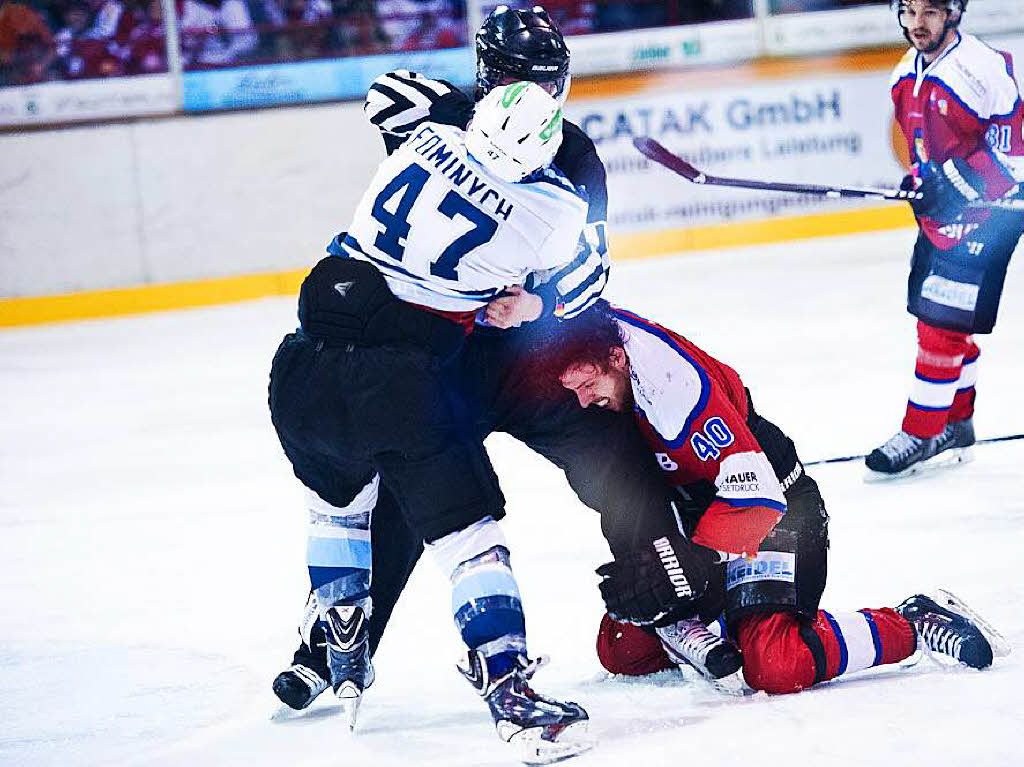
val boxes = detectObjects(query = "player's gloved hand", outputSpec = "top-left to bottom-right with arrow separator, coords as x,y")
596,531 -> 717,626
910,159 -> 983,222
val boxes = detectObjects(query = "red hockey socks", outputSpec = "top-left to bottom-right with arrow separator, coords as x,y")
738,609 -> 916,694
902,321 -> 975,438
595,613 -> 674,676
949,341 -> 979,422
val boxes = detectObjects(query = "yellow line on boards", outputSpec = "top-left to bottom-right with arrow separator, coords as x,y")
0,269 -> 307,328
610,204 -> 914,260
2,205 -> 914,328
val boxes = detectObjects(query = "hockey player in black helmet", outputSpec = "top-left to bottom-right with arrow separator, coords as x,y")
476,5 -> 571,103
272,4 -> 693,754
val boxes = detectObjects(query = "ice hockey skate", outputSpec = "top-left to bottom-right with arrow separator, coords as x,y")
272,660 -> 329,713
458,650 -> 593,765
656,618 -> 747,695
323,605 -> 375,730
270,594 -> 331,717
864,426 -> 972,482
896,589 -> 1010,670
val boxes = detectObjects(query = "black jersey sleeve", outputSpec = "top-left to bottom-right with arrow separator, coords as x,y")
363,70 -> 474,155
528,120 -> 611,319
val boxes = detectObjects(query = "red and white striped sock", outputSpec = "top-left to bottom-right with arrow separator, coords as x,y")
949,340 -> 980,423
902,321 -> 972,438
737,608 -> 916,694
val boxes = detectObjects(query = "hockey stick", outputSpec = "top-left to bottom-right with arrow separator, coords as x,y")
804,432 -> 1024,467
633,136 -> 1024,211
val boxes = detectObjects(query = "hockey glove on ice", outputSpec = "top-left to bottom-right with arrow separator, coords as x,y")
596,531 -> 717,627
909,159 -> 983,223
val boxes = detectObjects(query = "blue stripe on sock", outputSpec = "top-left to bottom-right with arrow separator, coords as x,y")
306,536 -> 371,569
907,401 -> 952,413
823,611 -> 849,675
454,595 -> 525,649
451,569 -> 521,610
859,610 -> 883,666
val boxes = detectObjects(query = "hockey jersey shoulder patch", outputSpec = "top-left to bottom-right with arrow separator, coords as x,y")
616,316 -> 708,446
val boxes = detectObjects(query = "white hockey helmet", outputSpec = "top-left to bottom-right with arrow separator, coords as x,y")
465,81 -> 564,183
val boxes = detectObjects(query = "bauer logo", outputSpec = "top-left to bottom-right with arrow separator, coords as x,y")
726,551 -> 796,589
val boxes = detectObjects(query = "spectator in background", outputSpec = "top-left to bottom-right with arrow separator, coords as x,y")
536,0 -> 593,36
0,0 -> 55,84
114,0 -> 167,74
376,0 -> 447,51
275,0 -> 331,59
594,1 -> 664,32
86,0 -> 126,38
55,0 -> 125,78
178,0 -> 258,67
245,0 -> 285,59
400,2 -> 462,50
326,0 -> 387,56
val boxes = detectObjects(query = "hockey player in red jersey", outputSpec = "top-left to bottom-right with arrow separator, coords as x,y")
867,0 -> 1024,478
538,301 -> 1004,694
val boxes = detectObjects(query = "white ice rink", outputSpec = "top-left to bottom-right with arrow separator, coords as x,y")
2,228 -> 1022,766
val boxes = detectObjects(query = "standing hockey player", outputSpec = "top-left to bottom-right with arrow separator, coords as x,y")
539,302 -> 1004,694
273,4 -> 685,722
269,83 -> 594,763
866,0 -> 1024,478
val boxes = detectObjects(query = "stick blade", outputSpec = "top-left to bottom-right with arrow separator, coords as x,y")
632,136 -> 702,181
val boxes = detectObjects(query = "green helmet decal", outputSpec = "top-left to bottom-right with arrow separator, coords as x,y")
501,82 -> 529,107
539,109 -> 563,143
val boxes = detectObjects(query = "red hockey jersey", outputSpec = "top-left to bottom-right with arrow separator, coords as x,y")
611,308 -> 785,557
891,32 -> 1024,249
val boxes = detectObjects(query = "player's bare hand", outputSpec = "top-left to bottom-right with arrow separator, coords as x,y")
483,286 -> 543,329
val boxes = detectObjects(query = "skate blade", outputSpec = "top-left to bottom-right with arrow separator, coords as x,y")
510,720 -> 595,765
707,669 -> 753,697
932,589 -> 1012,658
334,682 -> 364,732
863,447 -> 973,483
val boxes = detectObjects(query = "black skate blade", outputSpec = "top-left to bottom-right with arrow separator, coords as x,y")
511,720 -> 595,765
863,447 -> 972,483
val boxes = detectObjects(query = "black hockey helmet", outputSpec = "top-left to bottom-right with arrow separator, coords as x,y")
893,0 -> 966,50
475,5 -> 571,103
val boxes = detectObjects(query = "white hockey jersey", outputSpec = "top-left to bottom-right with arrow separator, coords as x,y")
360,70 -> 609,320
333,120 -> 589,323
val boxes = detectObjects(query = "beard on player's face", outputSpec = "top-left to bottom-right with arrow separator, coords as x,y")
903,4 -> 950,54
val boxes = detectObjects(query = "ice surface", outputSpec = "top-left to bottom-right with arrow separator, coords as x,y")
1,229 -> 1021,766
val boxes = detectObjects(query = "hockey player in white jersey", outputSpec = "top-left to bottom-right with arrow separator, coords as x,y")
335,80 -> 587,321
273,8 -> 687,732
269,82 -> 594,764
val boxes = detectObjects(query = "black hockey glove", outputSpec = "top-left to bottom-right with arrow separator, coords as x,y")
910,159 -> 983,223
596,531 -> 717,627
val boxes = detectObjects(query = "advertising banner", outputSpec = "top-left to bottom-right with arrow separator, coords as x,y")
765,1 -> 1024,57
566,70 -> 907,233
567,19 -> 759,77
182,47 -> 473,112
0,74 -> 176,127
